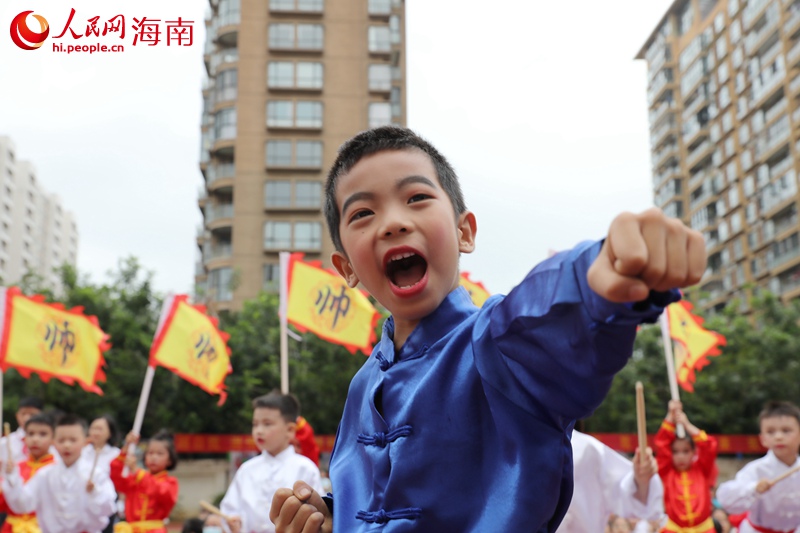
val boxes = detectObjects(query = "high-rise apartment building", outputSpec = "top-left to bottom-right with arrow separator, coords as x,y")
0,136 -> 79,292
639,0 -> 800,314
197,0 -> 406,311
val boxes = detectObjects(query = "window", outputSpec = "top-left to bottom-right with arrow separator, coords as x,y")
296,62 -> 323,89
268,62 -> 323,89
267,101 -> 322,128
210,268 -> 233,301
743,175 -> 755,196
218,0 -> 240,26
271,0 -> 295,9
216,69 -> 238,103
265,180 -> 292,207
368,26 -> 391,53
389,15 -> 401,44
296,141 -> 322,167
296,181 -> 321,207
391,87 -> 401,117
267,101 -> 294,127
268,62 -> 295,88
266,140 -> 292,166
269,23 -> 295,49
369,102 -> 392,127
296,101 -> 323,127
298,0 -> 324,11
214,107 -> 237,139
297,24 -> 323,49
369,64 -> 392,91
265,222 -> 292,249
368,0 -> 391,15
263,263 -> 280,292
294,222 -> 321,249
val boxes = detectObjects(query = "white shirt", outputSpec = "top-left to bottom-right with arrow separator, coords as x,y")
220,447 -> 323,533
717,451 -> 800,533
2,458 -> 117,533
557,431 -> 665,533
79,443 -> 121,476
0,427 -> 28,466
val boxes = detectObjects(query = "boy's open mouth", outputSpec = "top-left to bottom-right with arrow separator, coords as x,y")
385,251 -> 428,289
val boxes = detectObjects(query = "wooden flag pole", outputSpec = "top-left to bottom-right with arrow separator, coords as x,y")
659,312 -> 686,438
279,252 -> 290,394
124,294 -> 174,476
89,443 -> 102,481
635,381 -> 648,463
769,464 -> 800,486
200,500 -> 236,522
4,422 -> 11,467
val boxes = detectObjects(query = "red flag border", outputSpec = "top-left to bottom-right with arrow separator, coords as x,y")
149,295 -> 232,405
286,253 -> 379,356
0,287 -> 110,395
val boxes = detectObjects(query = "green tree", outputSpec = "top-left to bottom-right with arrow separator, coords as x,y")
583,294 -> 800,435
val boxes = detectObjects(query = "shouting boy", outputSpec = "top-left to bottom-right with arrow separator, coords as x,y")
271,126 -> 706,532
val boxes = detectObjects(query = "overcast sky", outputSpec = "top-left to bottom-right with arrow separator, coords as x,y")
1,0 -> 676,298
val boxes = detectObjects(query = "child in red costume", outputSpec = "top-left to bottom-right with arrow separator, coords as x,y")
110,430 -> 179,533
0,414 -> 56,532
655,400 -> 718,533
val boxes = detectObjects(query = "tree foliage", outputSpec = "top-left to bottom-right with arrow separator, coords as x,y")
583,293 -> 800,435
2,259 -> 369,440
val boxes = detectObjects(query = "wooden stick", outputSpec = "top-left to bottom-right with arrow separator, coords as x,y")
89,444 -> 102,481
200,500 -> 235,522
635,381 -> 648,464
769,464 -> 800,486
659,312 -> 686,438
3,422 -> 11,466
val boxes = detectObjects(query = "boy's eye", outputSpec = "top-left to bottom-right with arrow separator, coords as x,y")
349,209 -> 372,222
408,193 -> 430,204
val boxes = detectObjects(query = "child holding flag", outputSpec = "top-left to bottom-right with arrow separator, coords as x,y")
1,413 -> 117,533
716,401 -> 800,533
110,430 -> 179,533
269,126 -> 706,531
655,400 -> 718,533
0,398 -> 43,468
0,413 -> 56,532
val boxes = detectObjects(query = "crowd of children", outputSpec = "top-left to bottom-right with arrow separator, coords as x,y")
0,398 -> 180,533
1,126 -> 800,533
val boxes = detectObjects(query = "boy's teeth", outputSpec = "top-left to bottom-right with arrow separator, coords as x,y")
391,252 -> 415,262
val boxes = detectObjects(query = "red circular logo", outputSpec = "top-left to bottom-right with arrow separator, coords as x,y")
10,11 -> 49,50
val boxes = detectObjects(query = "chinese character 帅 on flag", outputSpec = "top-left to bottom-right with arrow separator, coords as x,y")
149,295 -> 232,405
0,287 -> 110,394
286,253 -> 380,355
459,272 -> 491,308
666,300 -> 726,392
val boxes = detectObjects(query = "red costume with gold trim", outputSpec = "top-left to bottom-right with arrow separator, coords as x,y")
0,453 -> 55,532
294,416 -> 320,466
655,420 -> 718,533
110,454 -> 178,533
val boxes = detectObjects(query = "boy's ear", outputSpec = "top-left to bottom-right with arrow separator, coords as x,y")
332,251 -> 360,288
457,211 -> 477,254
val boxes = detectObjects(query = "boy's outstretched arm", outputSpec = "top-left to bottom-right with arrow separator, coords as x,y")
271,480 -> 332,533
587,208 -> 706,302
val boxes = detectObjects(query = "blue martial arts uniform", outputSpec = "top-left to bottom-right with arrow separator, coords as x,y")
328,240 -> 679,532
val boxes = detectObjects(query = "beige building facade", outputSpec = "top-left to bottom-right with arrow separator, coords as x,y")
197,0 -> 407,311
0,136 -> 79,293
639,0 -> 800,313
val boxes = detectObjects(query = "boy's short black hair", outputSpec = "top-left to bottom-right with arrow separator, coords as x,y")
55,413 -> 88,434
758,401 -> 800,426
672,435 -> 696,450
252,390 -> 300,424
150,429 -> 179,471
181,518 -> 205,533
25,413 -> 55,432
324,126 -> 467,252
18,397 -> 44,411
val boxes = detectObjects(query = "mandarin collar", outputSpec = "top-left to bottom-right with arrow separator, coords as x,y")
378,286 -> 478,365
264,445 -> 296,462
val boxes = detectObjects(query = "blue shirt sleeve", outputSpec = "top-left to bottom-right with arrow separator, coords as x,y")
473,240 -> 680,426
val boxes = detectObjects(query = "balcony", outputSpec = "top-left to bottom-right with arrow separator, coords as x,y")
206,162 -> 235,190
215,12 -> 240,47
686,139 -> 713,168
768,243 -> 800,272
756,116 -> 790,161
650,119 -> 676,148
786,9 -> 800,37
204,242 -> 233,268
649,100 -> 675,126
788,39 -> 800,68
652,144 -> 678,169
198,186 -> 208,209
765,98 -> 788,124
206,203 -> 234,229
367,0 -> 392,18
207,48 -> 238,77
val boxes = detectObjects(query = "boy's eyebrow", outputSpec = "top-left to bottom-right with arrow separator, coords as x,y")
341,175 -> 436,215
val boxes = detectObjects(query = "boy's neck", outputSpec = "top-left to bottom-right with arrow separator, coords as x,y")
30,452 -> 51,463
773,448 -> 799,466
263,443 -> 290,457
392,317 -> 420,351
